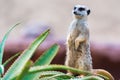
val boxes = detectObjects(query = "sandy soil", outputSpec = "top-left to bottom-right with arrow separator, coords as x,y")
0,0 -> 120,43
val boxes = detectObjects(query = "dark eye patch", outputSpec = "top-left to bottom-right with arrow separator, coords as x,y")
78,7 -> 85,11
74,7 -> 76,10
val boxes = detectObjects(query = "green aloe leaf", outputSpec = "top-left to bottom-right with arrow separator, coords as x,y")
3,52 -> 21,67
10,60 -> 33,80
36,71 -> 65,77
15,60 -> 33,80
3,29 -> 50,80
21,44 -> 59,80
80,76 -> 104,80
23,71 -> 66,80
29,65 -> 92,76
40,74 -> 73,79
34,44 -> 59,66
29,65 -> 109,80
0,23 -> 20,65
37,77 -> 57,80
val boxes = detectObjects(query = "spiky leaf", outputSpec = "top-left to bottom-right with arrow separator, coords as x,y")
3,52 -> 21,67
21,44 -> 59,80
3,29 -> 50,80
34,44 -> 59,66
0,23 -> 19,65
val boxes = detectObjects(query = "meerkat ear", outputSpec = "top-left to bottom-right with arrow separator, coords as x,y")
87,9 -> 90,15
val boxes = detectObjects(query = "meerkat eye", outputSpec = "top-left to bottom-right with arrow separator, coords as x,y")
78,7 -> 85,11
74,7 -> 76,10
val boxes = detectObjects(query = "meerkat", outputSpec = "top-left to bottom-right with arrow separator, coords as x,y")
65,5 -> 92,73
65,5 -> 114,80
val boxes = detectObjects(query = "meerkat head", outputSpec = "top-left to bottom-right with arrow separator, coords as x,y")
73,5 -> 90,19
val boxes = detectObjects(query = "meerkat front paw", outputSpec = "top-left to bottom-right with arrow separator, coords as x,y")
75,37 -> 85,50
75,39 -> 80,50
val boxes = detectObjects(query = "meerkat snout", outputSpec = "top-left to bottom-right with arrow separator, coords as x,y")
73,5 -> 90,19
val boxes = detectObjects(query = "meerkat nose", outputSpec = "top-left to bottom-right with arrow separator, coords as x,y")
73,11 -> 77,15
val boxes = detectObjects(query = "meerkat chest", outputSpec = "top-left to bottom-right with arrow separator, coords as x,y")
69,20 -> 87,38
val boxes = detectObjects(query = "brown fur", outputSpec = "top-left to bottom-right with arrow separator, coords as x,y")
65,14 -> 92,73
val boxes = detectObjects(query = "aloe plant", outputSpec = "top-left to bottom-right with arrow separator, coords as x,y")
0,24 -> 114,80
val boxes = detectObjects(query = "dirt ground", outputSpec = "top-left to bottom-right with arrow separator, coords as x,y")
0,0 -> 120,43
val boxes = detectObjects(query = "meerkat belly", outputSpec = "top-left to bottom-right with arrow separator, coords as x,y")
75,43 -> 93,71
66,28 -> 80,68
67,33 -> 92,70
67,27 -> 80,48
